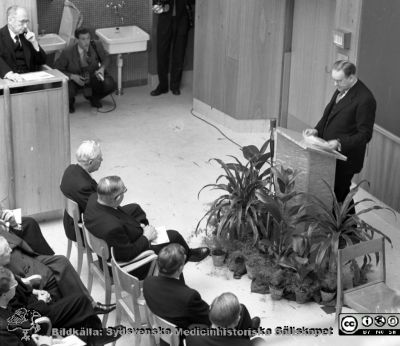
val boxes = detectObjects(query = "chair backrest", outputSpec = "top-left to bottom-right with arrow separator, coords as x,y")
64,197 -> 84,246
147,308 -> 180,346
111,249 -> 144,327
338,237 -> 386,291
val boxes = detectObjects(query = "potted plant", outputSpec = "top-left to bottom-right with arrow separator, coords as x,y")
307,180 -> 393,274
196,140 -> 273,245
202,231 -> 227,267
269,267 -> 286,300
319,270 -> 337,303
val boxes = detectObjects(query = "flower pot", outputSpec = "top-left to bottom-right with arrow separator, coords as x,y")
269,286 -> 284,300
211,249 -> 226,267
295,288 -> 308,304
320,289 -> 336,303
245,264 -> 257,279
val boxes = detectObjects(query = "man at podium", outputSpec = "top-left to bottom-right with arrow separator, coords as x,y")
0,6 -> 46,82
305,60 -> 376,208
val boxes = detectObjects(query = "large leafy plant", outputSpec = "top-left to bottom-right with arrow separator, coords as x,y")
196,140 -> 272,243
307,180 -> 393,273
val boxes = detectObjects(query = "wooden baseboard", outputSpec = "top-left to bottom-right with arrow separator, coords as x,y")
192,98 -> 270,133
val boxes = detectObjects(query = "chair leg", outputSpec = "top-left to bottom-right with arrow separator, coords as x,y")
102,281 -> 112,327
112,308 -> 122,346
66,239 -> 72,260
76,246 -> 83,276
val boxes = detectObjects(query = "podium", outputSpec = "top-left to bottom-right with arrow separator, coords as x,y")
275,127 -> 347,208
0,69 -> 70,217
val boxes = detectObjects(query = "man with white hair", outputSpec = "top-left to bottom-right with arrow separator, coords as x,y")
60,140 -> 102,241
0,5 -> 46,82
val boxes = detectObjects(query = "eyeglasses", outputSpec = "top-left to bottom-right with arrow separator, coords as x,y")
114,187 -> 127,200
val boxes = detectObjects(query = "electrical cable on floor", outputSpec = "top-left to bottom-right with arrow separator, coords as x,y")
97,93 -> 117,113
190,108 -> 243,149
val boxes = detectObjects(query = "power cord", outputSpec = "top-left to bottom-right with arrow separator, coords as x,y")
190,108 -> 242,149
97,93 -> 117,113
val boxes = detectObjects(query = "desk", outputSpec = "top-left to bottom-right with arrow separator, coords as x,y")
0,69 -> 70,217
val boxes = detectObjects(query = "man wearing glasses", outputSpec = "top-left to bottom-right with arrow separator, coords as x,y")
84,175 -> 210,279
305,60 -> 376,209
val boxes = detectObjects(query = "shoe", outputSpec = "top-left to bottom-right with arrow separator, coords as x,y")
21,275 -> 42,289
188,247 -> 210,262
90,98 -> 102,108
150,87 -> 168,96
251,316 -> 261,330
171,88 -> 181,95
69,104 -> 75,113
93,302 -> 116,315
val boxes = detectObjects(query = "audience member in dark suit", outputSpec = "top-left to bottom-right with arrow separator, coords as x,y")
60,140 -> 101,242
54,27 -> 116,113
0,209 -> 53,256
150,0 -> 194,96
84,176 -> 210,280
0,267 -> 121,346
0,6 -> 46,82
305,60 -> 376,208
0,235 -> 115,315
144,244 -> 259,332
186,292 -> 266,346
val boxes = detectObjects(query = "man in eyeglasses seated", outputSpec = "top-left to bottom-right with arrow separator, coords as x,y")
54,27 -> 116,113
83,176 -> 210,279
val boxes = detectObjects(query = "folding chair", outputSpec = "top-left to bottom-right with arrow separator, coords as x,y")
64,197 -> 84,275
336,237 -> 398,320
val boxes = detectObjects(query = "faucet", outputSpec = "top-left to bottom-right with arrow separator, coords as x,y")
105,1 -> 126,26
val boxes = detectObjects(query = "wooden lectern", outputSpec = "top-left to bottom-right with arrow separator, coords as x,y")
0,69 -> 70,217
275,127 -> 347,208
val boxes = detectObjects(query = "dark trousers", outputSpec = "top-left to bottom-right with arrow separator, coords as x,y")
19,217 -> 54,255
68,73 -> 116,106
156,12 -> 190,90
334,164 -> 355,215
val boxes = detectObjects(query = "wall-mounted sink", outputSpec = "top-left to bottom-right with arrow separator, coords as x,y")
95,26 -> 150,55
37,34 -> 66,54
95,26 -> 150,95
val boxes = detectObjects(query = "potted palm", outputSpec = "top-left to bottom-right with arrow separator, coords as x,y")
319,270 -> 337,303
196,140 -> 273,245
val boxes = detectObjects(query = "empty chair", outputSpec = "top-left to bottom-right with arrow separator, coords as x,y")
64,197 -> 85,276
336,237 -> 398,320
147,308 -> 180,346
110,247 -> 157,346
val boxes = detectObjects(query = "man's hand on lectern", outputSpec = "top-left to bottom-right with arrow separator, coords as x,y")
4,72 -> 23,82
304,128 -> 318,137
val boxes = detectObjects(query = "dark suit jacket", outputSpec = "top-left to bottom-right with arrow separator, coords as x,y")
54,40 -> 110,78
60,164 -> 97,241
143,275 -> 210,329
315,79 -> 376,174
0,25 -> 46,78
84,194 -> 150,262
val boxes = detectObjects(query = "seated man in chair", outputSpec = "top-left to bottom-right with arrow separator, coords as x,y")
84,176 -> 210,279
54,27 -> 116,113
144,245 -> 260,334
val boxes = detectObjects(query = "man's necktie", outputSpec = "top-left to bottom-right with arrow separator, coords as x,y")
336,90 -> 346,103
15,35 -> 21,47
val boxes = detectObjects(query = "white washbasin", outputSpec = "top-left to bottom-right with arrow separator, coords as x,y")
37,33 -> 66,54
95,26 -> 150,55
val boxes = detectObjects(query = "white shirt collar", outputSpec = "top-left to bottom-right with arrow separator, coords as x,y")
8,26 -> 19,42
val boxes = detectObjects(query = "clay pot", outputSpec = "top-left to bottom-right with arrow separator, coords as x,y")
295,288 -> 308,304
269,286 -> 284,300
211,249 -> 226,267
320,289 -> 336,303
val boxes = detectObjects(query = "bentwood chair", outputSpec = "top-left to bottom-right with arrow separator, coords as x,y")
64,197 -> 84,276
336,237 -> 397,320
